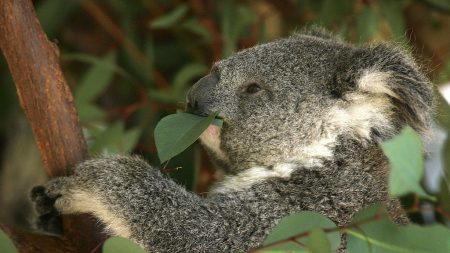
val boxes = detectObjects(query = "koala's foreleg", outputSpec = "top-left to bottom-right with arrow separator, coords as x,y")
31,155 -> 285,253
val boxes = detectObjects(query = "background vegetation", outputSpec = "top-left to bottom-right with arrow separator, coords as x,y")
1,0 -> 450,252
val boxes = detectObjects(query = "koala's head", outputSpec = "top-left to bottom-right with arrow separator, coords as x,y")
187,29 -> 433,172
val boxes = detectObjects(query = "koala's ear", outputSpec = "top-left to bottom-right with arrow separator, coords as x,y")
332,44 -> 433,139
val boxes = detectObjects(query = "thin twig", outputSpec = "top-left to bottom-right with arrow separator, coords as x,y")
249,208 -> 386,252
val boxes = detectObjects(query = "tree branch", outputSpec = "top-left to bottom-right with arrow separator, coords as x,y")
0,224 -> 75,253
0,0 -> 104,252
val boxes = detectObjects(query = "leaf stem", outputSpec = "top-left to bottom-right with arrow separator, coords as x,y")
249,208 -> 386,252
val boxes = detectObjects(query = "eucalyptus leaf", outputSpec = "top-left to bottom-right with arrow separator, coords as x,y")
123,128 -> 142,153
182,18 -> 212,42
0,229 -> 17,253
307,228 -> 332,253
220,3 -> 256,57
166,145 -> 199,191
261,242 -> 306,252
150,4 -> 189,29
152,63 -> 208,103
212,118 -> 224,128
379,0 -> 406,39
439,136 -> 450,215
148,89 -> 179,103
439,177 -> 450,217
220,0 -> 236,57
91,121 -> 124,153
350,203 -> 387,223
347,205 -> 450,253
75,52 -> 117,106
356,6 -> 379,42
36,0 -> 79,37
154,112 -> 221,163
345,203 -> 450,253
437,58 -> 450,84
103,236 -> 148,253
318,0 -> 354,26
62,53 -> 131,81
381,126 -> 435,200
173,63 -> 208,91
233,6 -> 257,39
263,211 -> 340,252
78,103 -> 105,124
434,89 -> 450,129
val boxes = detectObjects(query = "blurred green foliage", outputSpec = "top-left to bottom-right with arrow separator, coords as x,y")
262,211 -> 340,252
346,204 -> 450,253
0,229 -> 17,253
103,236 -> 148,253
260,203 -> 450,252
381,126 -> 434,200
1,0 -> 450,252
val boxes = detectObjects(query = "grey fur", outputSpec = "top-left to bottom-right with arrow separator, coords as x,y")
32,29 -> 433,252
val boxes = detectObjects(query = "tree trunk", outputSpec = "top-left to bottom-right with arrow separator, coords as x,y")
0,0 -> 104,252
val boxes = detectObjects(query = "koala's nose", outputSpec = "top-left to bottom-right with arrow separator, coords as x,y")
186,73 -> 218,116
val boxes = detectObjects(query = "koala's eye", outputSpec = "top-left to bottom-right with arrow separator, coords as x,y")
243,83 -> 262,94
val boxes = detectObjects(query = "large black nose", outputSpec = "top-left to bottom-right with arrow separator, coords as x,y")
186,73 -> 218,116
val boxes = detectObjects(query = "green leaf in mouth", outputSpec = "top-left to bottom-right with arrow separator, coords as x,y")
154,112 -> 223,164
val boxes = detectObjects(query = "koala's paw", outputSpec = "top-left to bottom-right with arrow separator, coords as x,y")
30,177 -> 80,235
30,155 -> 157,235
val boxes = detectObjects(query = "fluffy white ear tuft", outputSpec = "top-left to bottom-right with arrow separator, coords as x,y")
329,70 -> 397,141
357,71 -> 399,99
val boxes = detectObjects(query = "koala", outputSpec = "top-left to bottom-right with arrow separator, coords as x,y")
31,28 -> 433,253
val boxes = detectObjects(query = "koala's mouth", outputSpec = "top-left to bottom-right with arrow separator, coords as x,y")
199,124 -> 226,160
205,124 -> 221,136
206,114 -> 223,137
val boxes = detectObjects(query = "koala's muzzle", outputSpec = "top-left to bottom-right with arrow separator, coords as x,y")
186,73 -> 218,116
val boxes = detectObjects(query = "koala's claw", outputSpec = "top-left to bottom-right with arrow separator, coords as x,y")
31,185 -> 63,235
30,185 -> 56,215
30,185 -> 46,201
35,212 -> 63,235
30,177 -> 75,235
